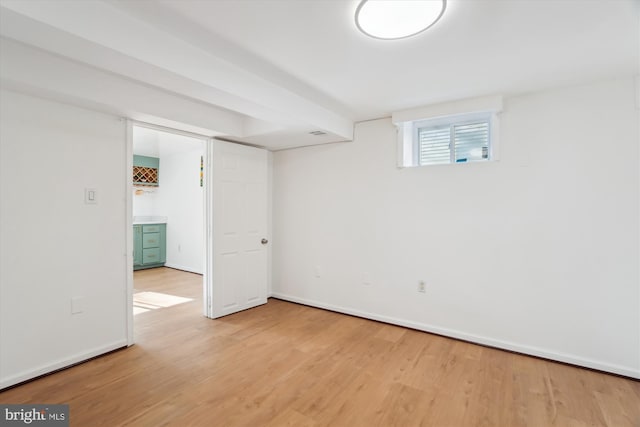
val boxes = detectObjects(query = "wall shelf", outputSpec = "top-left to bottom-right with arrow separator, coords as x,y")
133,166 -> 158,186
133,155 -> 159,187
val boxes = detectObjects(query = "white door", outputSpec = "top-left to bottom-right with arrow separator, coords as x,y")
206,140 -> 268,318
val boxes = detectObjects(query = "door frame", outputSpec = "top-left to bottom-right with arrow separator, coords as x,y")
125,120 -> 213,345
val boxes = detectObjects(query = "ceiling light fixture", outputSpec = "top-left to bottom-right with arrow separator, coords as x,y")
355,0 -> 446,40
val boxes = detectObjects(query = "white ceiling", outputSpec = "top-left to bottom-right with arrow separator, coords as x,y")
156,0 -> 639,119
0,0 -> 637,150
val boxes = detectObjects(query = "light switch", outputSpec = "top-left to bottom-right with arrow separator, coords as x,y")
85,188 -> 97,204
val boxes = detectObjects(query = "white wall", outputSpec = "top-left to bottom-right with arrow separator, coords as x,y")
132,187 -> 158,216
154,148 -> 204,274
272,78 -> 640,378
0,90 -> 128,388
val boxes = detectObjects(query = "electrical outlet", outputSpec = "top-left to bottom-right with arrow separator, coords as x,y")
418,281 -> 426,293
71,296 -> 85,314
363,272 -> 371,286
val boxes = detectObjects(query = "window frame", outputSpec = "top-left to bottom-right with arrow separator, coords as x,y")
393,95 -> 503,169
412,111 -> 493,166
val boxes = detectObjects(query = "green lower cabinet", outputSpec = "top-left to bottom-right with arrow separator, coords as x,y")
133,225 -> 143,266
133,223 -> 166,270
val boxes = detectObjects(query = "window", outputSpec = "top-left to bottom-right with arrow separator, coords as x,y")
392,95 -> 502,168
414,112 -> 492,166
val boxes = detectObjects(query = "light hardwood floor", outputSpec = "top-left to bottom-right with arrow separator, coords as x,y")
1,267 -> 638,426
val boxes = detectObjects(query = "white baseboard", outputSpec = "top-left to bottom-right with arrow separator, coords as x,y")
164,263 -> 203,275
270,292 -> 640,379
0,340 -> 128,390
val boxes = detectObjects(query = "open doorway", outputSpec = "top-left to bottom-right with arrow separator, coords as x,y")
131,124 -> 205,321
125,121 -> 269,344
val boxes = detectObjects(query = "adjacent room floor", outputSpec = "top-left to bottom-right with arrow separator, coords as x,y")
1,267 -> 638,426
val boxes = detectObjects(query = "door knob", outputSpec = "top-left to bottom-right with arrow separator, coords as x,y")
261,238 -> 268,245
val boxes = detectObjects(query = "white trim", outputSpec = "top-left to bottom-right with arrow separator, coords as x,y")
130,119 -> 213,141
163,263 -> 203,275
0,340 -> 127,390
125,119 -> 134,346
267,151 -> 273,297
490,111 -> 501,161
392,95 -> 503,124
203,138 -> 215,318
270,292 -> 640,379
412,111 -> 491,129
635,75 -> 640,110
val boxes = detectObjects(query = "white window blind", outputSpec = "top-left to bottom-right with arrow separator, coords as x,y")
418,119 -> 490,165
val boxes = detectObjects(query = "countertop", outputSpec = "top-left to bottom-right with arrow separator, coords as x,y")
133,216 -> 167,225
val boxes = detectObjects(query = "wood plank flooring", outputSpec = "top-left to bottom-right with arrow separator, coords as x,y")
1,267 -> 638,426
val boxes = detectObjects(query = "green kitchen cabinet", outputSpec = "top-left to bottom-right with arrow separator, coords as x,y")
133,223 -> 166,270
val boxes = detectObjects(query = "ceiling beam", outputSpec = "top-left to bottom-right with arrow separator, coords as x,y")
0,0 -> 354,140
0,38 -> 244,137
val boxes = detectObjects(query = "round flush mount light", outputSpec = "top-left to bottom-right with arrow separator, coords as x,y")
355,0 -> 446,40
